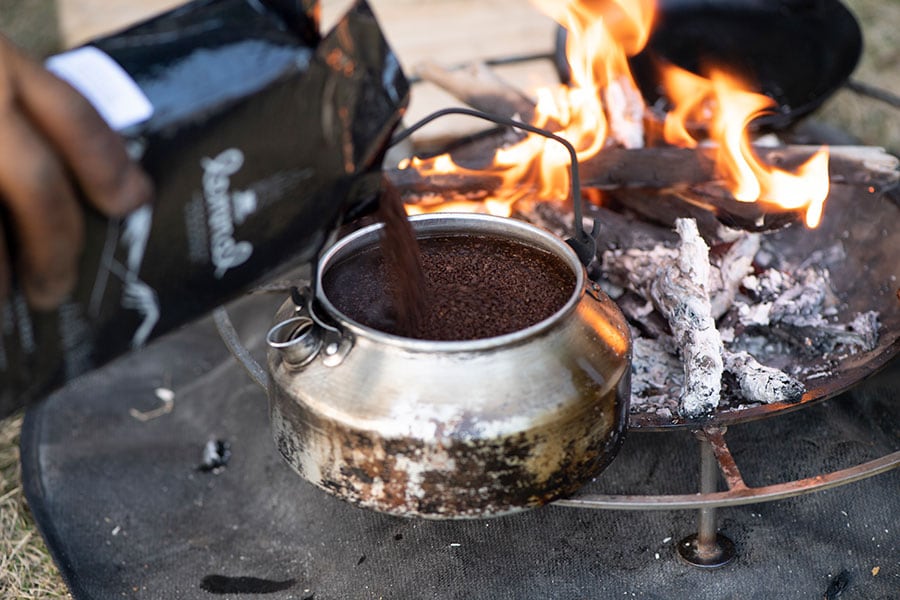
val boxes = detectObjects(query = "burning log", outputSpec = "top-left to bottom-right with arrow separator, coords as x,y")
413,60 -> 646,148
602,75 -> 645,149
388,144 -> 899,200
605,185 -> 799,235
647,219 -> 725,417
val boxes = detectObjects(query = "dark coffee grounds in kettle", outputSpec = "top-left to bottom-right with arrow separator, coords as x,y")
322,231 -> 576,341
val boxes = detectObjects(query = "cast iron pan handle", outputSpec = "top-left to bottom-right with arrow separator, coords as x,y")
390,107 -> 597,266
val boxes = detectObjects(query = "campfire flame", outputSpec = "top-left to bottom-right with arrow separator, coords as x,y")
404,0 -> 655,216
402,0 -> 830,228
660,65 -> 830,227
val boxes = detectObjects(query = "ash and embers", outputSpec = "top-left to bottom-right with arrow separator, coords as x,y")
520,205 -> 880,420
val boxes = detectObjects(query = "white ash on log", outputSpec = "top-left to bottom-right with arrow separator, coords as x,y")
602,75 -> 645,149
630,336 -> 681,418
630,342 -> 805,412
736,267 -> 881,355
598,217 -> 816,416
592,209 -> 886,417
647,218 -> 725,417
709,234 -> 761,319
601,244 -> 675,294
723,350 -> 805,405
601,229 -> 759,321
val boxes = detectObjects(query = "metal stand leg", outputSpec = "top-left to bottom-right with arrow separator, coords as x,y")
676,432 -> 736,568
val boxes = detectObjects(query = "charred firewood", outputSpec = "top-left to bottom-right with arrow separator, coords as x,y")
389,145 -> 899,201
511,199 -> 580,241
709,233 -> 761,319
514,199 -> 679,251
601,75 -> 645,149
603,186 -> 764,240
747,308 -> 881,356
723,350 -> 805,405
613,293 -> 671,339
588,204 -> 680,250
630,336 -> 681,417
737,268 -> 880,355
601,231 -> 758,321
647,219 -> 725,417
673,183 -> 801,232
414,60 -> 542,125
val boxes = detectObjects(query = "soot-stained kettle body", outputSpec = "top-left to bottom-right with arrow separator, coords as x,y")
262,214 -> 632,518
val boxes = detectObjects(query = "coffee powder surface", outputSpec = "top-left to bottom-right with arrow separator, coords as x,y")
322,235 -> 576,341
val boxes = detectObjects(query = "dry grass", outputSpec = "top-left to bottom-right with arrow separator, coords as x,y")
0,0 -> 60,57
0,414 -> 71,599
815,0 -> 900,153
1,12 -> 66,593
0,14 -> 69,600
0,0 -> 896,598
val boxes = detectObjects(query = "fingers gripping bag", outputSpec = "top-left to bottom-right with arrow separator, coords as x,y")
0,0 -> 409,418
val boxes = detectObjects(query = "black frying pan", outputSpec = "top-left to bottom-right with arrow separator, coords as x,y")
556,0 -> 863,129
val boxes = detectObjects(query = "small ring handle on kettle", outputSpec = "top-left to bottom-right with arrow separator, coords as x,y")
266,316 -> 322,368
213,309 -> 323,392
213,288 -> 353,391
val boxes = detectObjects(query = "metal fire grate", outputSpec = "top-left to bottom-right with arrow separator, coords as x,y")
556,425 -> 900,567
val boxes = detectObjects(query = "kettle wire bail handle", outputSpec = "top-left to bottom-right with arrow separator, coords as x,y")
213,306 -> 270,391
389,107 -> 596,266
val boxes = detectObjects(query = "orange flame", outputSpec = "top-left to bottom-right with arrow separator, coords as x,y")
403,0 -> 830,229
661,65 -> 830,227
402,0 -> 656,215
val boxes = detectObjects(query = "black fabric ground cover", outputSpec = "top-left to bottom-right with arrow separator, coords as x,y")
21,295 -> 899,599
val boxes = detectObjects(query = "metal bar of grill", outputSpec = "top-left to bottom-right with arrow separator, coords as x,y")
554,450 -> 900,511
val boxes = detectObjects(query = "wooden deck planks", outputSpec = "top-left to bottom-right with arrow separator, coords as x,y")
58,0 -> 561,147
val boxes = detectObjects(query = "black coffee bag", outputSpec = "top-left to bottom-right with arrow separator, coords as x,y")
0,0 -> 408,418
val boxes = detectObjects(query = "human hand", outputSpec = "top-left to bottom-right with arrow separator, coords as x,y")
0,34 -> 152,310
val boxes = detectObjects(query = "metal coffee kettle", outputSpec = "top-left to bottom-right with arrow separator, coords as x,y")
218,212 -> 632,518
